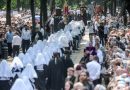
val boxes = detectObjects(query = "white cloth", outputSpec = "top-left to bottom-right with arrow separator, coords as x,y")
11,57 -> 24,69
18,53 -> 25,62
21,30 -> 31,40
76,10 -> 81,15
94,21 -> 99,31
12,35 -> 22,46
104,25 -> 109,34
49,17 -> 54,25
40,28 -> 44,36
22,76 -> 34,90
97,49 -> 103,64
89,26 -> 94,34
58,35 -> 69,48
42,52 -> 50,65
86,61 -> 101,81
34,53 -> 47,66
21,64 -> 37,79
22,53 -> 33,66
0,60 -> 13,78
10,78 -> 28,90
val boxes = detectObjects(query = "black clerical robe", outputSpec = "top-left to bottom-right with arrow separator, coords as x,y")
0,79 -> 11,90
47,59 -> 65,90
61,56 -> 74,78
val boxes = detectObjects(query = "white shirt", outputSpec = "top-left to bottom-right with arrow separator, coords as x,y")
49,17 -> 54,25
94,21 -> 99,31
12,35 -> 22,46
76,10 -> 80,15
40,28 -> 44,36
89,26 -> 94,34
97,49 -> 103,64
104,25 -> 109,34
86,61 -> 101,81
21,29 -> 31,40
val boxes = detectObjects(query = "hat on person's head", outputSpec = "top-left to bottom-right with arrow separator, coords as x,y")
83,49 -> 86,52
91,51 -> 97,56
76,65 -> 82,70
64,51 -> 70,55
67,67 -> 74,72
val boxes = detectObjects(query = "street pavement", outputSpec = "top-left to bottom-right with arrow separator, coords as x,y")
71,26 -> 90,64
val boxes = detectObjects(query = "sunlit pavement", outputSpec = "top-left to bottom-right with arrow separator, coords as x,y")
71,26 -> 89,64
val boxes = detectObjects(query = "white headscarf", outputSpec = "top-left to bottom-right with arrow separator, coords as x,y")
18,53 -> 25,62
42,52 -> 50,65
0,60 -> 13,78
27,47 -> 33,54
11,57 -> 24,69
10,78 -> 28,90
34,53 -> 47,66
58,34 -> 69,48
21,64 -> 37,79
22,76 -> 33,90
22,53 -> 33,66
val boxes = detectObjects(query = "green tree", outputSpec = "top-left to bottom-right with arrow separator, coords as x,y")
0,0 -> 6,9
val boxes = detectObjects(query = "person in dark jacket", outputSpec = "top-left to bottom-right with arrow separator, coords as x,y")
61,51 -> 74,78
98,22 -> 104,46
80,49 -> 90,69
47,52 -> 65,90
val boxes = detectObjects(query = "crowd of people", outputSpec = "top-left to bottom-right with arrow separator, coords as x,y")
0,5 -> 130,90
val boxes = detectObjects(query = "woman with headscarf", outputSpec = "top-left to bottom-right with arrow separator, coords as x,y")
10,78 -> 28,90
47,52 -> 65,90
22,76 -> 34,90
0,60 -> 13,90
34,53 -> 48,90
21,64 -> 37,89
11,57 -> 24,84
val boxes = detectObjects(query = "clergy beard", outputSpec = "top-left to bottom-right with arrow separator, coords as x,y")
54,57 -> 58,64
54,57 -> 58,60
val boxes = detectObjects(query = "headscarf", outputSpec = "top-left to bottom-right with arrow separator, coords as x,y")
21,64 -> 37,79
10,78 -> 28,90
11,57 -> 24,69
0,60 -> 13,78
34,53 -> 47,66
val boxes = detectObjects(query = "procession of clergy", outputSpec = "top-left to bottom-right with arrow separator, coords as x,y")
0,9 -> 130,90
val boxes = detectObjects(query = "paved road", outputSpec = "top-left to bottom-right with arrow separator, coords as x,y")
71,26 -> 89,64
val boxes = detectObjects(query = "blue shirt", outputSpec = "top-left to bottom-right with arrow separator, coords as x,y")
6,31 -> 13,43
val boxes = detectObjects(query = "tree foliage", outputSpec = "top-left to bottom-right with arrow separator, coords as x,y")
0,0 -> 6,10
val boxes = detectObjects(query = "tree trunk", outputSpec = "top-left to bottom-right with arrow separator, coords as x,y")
109,1 -> 113,15
40,0 -> 43,27
43,0 -> 48,24
113,0 -> 116,16
50,0 -> 55,14
30,0 -> 36,42
124,11 -> 127,26
104,0 -> 107,16
17,0 -> 20,12
6,0 -> 11,26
